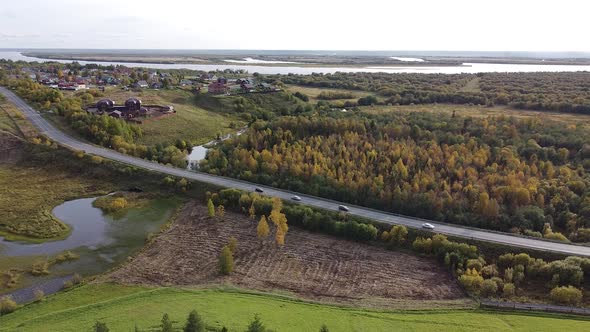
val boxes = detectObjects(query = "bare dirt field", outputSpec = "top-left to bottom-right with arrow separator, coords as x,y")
106,201 -> 469,308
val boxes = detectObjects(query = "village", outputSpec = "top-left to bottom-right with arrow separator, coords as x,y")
18,65 -> 280,95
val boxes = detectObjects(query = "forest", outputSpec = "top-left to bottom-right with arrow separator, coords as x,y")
269,72 -> 590,114
201,111 -> 590,241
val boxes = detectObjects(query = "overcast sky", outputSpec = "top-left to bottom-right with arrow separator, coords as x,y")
1,0 -> 589,51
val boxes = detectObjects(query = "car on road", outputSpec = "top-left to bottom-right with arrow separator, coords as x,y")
338,205 -> 349,212
255,187 -> 264,193
422,223 -> 435,230
291,195 -> 302,201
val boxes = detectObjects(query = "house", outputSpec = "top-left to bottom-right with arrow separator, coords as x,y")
132,80 -> 149,89
151,82 -> 163,89
208,81 -> 228,94
109,110 -> 123,118
179,79 -> 193,86
200,74 -> 218,81
241,83 -> 255,93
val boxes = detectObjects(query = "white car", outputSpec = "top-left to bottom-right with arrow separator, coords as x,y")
291,195 -> 302,201
422,223 -> 435,230
338,205 -> 350,212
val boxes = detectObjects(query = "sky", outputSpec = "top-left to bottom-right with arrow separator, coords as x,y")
0,0 -> 589,51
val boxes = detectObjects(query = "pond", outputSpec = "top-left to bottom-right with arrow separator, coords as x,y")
0,195 -> 178,300
187,129 -> 246,170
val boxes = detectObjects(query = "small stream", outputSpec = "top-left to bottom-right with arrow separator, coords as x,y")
187,129 -> 246,170
0,195 -> 177,302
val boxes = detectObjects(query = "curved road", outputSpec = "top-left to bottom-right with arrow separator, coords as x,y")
3,86 -> 590,257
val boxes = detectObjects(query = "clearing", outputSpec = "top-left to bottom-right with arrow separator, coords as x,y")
1,284 -> 589,332
286,84 -> 375,103
94,88 -> 241,146
361,103 -> 590,127
107,201 -> 466,308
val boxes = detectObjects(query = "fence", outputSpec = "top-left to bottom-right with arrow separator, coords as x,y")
481,300 -> 590,316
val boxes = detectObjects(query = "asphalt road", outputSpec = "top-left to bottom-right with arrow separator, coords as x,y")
3,86 -> 590,257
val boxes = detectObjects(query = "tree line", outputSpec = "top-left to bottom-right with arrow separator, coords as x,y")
202,111 -> 590,240
268,72 -> 590,114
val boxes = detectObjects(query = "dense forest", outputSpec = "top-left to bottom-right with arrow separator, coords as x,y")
269,72 -> 590,114
202,111 -> 590,241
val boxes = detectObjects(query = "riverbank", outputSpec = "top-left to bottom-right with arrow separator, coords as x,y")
4,51 -> 590,74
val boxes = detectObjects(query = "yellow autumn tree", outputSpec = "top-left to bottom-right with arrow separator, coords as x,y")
269,197 -> 288,246
257,215 -> 270,240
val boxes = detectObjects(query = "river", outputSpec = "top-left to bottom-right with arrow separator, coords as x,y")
0,195 -> 178,302
1,51 -> 590,74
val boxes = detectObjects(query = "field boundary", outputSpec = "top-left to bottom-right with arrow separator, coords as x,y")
481,300 -> 590,316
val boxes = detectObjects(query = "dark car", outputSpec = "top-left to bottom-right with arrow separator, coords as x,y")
338,205 -> 349,212
255,187 -> 264,193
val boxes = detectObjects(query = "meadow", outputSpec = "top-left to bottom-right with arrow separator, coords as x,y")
94,88 -> 241,146
1,284 -> 589,331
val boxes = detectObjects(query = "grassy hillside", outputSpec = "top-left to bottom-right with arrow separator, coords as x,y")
96,88 -> 241,146
1,284 -> 588,332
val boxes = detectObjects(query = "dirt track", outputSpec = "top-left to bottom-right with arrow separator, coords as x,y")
107,201 -> 467,307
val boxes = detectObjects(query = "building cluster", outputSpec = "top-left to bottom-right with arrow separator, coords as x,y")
87,97 -> 175,122
205,75 -> 280,95
17,66 -> 279,96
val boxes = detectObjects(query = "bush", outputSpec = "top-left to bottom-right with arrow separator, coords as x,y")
480,279 -> 499,297
502,283 -> 515,298
458,268 -> 484,294
94,321 -> 109,332
219,245 -> 234,275
33,289 -> 44,302
549,286 -> 583,305
0,296 -> 17,315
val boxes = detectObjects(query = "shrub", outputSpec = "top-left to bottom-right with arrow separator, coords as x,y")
481,264 -> 499,278
219,245 -> 234,275
544,231 -> 570,242
502,283 -> 515,298
31,260 -> 50,276
94,321 -> 109,332
550,286 -> 583,305
458,268 -> 484,294
480,279 -> 499,297
33,289 -> 44,302
0,296 -> 17,315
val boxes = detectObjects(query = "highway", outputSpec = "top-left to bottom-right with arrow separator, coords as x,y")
3,86 -> 590,257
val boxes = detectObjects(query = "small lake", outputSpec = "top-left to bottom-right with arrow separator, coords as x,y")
0,195 -> 177,296
2,51 -> 590,74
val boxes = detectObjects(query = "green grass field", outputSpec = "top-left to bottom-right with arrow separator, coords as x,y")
286,84 -> 373,103
1,284 -> 588,332
360,103 -> 590,127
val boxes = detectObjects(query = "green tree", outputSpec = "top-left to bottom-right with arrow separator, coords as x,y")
319,324 -> 329,332
207,199 -> 215,218
388,225 -> 408,246
93,321 -> 109,332
184,309 -> 205,332
219,245 -> 234,275
161,313 -> 173,332
246,314 -> 266,332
